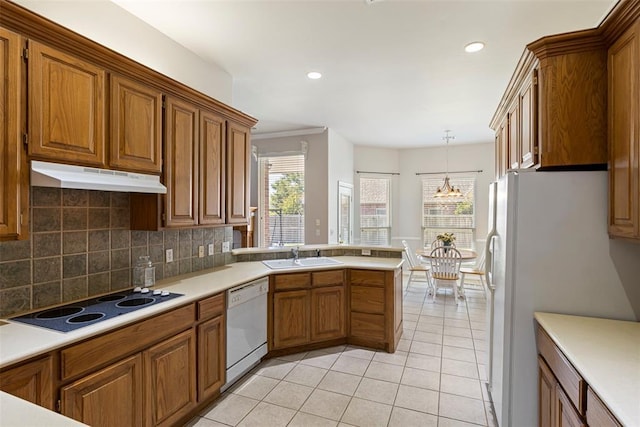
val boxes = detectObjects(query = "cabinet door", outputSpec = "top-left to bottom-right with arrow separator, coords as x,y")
311,286 -> 345,341
508,100 -> 520,169
608,20 -> 639,239
226,121 -> 250,224
144,329 -> 197,427
199,110 -> 226,225
555,384 -> 585,427
0,356 -> 53,410
197,315 -> 225,402
520,70 -> 538,169
110,74 -> 162,173
272,290 -> 310,349
538,356 -> 556,427
0,27 -> 27,241
164,96 -> 199,227
28,40 -> 105,166
61,354 -> 143,427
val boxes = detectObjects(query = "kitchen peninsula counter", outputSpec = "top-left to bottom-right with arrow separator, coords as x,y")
0,256 -> 403,368
534,312 -> 640,426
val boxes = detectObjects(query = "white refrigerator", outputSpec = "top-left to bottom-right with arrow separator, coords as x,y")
485,170 -> 637,427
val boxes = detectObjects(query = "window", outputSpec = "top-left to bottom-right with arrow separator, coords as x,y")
258,155 -> 305,247
359,177 -> 391,246
422,177 -> 476,248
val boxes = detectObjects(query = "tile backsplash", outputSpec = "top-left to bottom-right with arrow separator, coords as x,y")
0,187 -> 233,318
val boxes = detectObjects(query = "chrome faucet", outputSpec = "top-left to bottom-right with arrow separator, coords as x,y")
292,246 -> 299,261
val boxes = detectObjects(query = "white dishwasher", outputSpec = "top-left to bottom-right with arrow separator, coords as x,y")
224,277 -> 268,391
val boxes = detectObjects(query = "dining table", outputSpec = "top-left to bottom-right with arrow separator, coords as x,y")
416,248 -> 477,260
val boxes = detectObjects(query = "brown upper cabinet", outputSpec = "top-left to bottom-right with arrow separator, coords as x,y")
491,30 -> 607,176
0,27 -> 28,241
226,122 -> 251,225
608,17 -> 640,240
200,110 -> 226,226
110,74 -> 163,174
28,40 -> 106,167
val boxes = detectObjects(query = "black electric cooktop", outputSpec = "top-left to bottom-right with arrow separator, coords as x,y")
12,290 -> 183,333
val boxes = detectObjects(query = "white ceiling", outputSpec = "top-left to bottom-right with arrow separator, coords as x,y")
112,0 -> 617,148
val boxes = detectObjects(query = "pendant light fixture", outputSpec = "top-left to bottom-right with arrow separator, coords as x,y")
434,130 -> 464,199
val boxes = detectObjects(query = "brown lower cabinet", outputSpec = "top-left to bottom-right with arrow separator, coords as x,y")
536,323 -> 621,427
61,354 -> 143,427
270,268 -> 402,355
0,356 -> 54,410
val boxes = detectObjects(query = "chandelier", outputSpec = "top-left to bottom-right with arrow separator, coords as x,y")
434,130 -> 463,199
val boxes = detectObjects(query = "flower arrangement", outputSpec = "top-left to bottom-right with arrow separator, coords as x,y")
436,232 -> 456,245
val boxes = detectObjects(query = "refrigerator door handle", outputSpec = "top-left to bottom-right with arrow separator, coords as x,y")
485,232 -> 497,289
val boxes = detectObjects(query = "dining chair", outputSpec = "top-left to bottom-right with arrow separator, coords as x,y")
459,246 -> 486,298
401,240 -> 433,292
428,246 -> 462,303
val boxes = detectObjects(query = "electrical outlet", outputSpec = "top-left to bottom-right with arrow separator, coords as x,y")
165,249 -> 173,263
361,248 -> 371,256
198,245 -> 204,258
222,241 -> 230,253
208,243 -> 214,256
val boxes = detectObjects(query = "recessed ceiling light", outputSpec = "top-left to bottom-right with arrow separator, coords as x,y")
464,42 -> 485,53
307,71 -> 322,80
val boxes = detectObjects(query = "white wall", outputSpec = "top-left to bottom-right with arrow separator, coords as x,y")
327,129 -> 354,244
252,131 -> 329,245
13,0 -> 232,104
354,142 -> 494,252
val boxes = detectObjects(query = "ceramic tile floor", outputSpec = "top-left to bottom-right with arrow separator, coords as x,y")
187,276 -> 496,427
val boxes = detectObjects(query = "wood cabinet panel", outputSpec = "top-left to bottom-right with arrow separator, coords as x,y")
587,387 -> 621,427
226,122 -> 250,224
350,312 -> 385,341
520,71 -> 538,168
273,272 -> 310,291
312,270 -> 344,287
61,304 -> 195,381
197,315 -> 225,402
109,74 -> 162,173
28,40 -> 105,166
350,285 -> 385,314
164,96 -> 199,227
0,356 -> 53,410
608,19 -> 640,239
144,329 -> 197,427
508,100 -> 520,169
198,292 -> 225,321
272,290 -> 310,349
199,110 -> 225,225
349,269 -> 385,286
0,27 -> 27,241
311,286 -> 345,341
538,356 -> 556,427
556,384 -> 585,427
61,354 -> 143,427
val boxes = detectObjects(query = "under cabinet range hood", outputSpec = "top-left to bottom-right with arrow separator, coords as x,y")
30,161 -> 167,194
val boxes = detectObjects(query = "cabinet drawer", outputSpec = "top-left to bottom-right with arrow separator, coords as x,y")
536,327 -> 586,415
350,285 -> 385,314
198,293 -> 225,320
349,269 -> 385,286
350,312 -> 385,340
311,270 -> 344,287
61,303 -> 195,381
587,387 -> 621,427
273,272 -> 310,291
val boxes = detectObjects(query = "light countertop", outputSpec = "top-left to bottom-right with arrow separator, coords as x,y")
534,312 -> 640,426
0,392 -> 88,427
0,256 -> 403,368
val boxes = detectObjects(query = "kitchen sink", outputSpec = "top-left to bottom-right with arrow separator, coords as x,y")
262,257 -> 343,269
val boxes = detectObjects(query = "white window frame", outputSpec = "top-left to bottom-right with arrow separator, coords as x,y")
421,176 -> 476,249
359,176 -> 392,246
